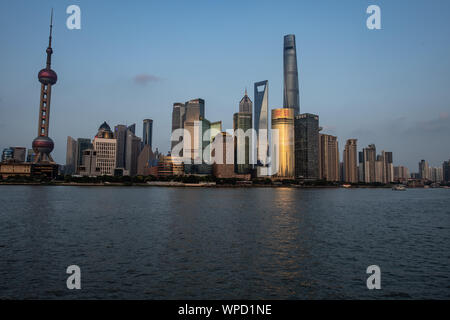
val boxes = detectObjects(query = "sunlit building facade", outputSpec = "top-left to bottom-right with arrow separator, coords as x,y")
271,108 -> 295,178
319,134 -> 339,182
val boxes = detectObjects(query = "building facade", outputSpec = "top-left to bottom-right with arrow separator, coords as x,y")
125,129 -> 142,176
319,134 -> 339,182
271,108 -> 295,178
443,159 -> 450,182
419,160 -> 429,180
294,113 -> 319,179
93,122 -> 117,175
254,81 -> 269,165
360,144 -> 376,183
78,149 -> 101,176
233,112 -> 252,174
343,139 -> 358,183
65,136 -> 77,174
143,119 -> 153,148
283,34 -> 300,115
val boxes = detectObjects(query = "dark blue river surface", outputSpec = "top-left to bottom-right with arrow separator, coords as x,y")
0,185 -> 449,299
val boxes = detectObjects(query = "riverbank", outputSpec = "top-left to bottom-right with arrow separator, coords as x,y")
0,181 -> 435,188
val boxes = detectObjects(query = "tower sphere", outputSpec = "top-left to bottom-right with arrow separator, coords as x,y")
38,68 -> 58,85
32,136 -> 54,154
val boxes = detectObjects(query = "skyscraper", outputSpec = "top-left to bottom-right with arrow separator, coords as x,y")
66,136 -> 77,174
143,119 -> 153,148
233,112 -> 252,174
76,138 -> 92,172
210,121 -> 222,144
185,98 -> 205,122
239,89 -> 252,113
171,102 -> 186,152
283,34 -> 300,115
361,144 -> 376,183
394,166 -> 409,183
343,139 -> 358,183
419,160 -> 429,180
254,81 -> 268,165
93,122 -> 117,175
319,134 -> 339,181
294,113 -> 319,179
443,159 -> 450,183
382,151 -> 394,183
32,11 -> 57,164
114,125 -> 128,169
125,129 -> 142,176
271,108 -> 295,178
183,99 -> 206,163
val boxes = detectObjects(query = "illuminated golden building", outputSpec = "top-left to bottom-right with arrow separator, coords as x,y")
271,108 -> 295,178
158,155 -> 184,177
0,163 -> 32,179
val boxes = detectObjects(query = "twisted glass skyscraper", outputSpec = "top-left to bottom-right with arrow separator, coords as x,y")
283,34 -> 300,115
254,80 -> 269,165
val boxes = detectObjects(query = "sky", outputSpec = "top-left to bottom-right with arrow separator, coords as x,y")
0,0 -> 449,171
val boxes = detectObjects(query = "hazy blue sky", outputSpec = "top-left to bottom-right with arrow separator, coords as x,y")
0,0 -> 449,171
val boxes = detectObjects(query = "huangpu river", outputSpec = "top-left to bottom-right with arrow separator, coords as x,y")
0,185 -> 449,299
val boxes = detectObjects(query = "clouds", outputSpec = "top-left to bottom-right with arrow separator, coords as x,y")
415,112 -> 450,133
133,74 -> 163,86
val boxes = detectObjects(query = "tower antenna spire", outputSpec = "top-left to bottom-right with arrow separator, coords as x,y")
46,8 -> 54,69
49,8 -> 53,44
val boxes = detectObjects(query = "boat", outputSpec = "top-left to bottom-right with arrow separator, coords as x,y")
392,185 -> 406,191
342,184 -> 351,188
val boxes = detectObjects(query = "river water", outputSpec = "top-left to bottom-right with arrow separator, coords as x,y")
0,185 -> 449,299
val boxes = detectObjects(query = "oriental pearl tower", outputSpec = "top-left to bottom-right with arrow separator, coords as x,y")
32,10 -> 58,163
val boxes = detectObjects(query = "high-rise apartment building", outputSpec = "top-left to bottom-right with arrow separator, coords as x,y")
271,108 -> 295,178
375,154 -> 384,183
283,34 -> 300,115
319,134 -> 339,181
360,144 -> 376,183
394,166 -> 409,182
294,113 -> 319,179
382,151 -> 394,183
429,167 -> 443,182
343,139 -> 358,183
419,160 -> 429,180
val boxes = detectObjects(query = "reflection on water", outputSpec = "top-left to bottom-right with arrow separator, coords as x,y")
0,186 -> 449,299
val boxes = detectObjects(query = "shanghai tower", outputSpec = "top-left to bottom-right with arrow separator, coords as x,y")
283,34 -> 300,115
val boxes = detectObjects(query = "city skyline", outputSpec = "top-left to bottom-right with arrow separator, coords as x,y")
1,1 -> 450,170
